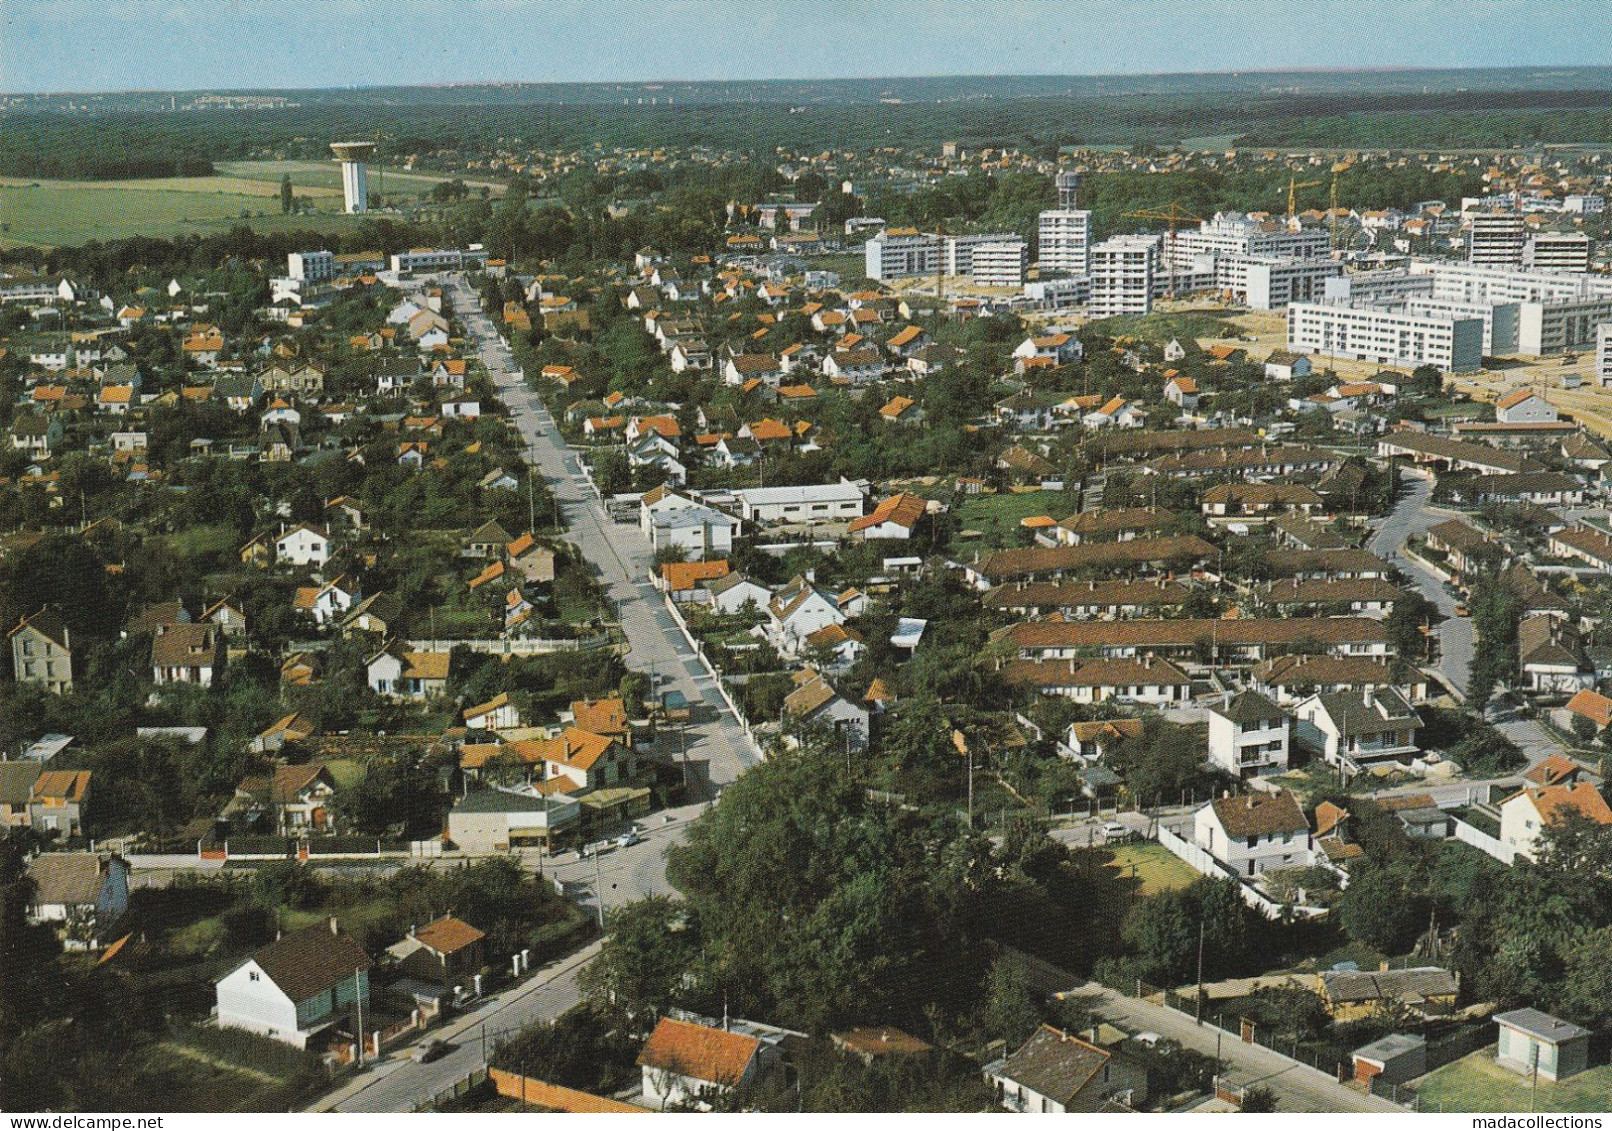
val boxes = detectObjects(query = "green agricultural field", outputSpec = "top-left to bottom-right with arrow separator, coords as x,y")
0,174 -> 364,249
216,159 -> 507,198
1414,1050 -> 1612,1114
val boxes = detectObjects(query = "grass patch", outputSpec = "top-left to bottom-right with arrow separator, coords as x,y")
1415,1050 -> 1612,1113
1104,842 -> 1199,896
951,489 -> 1076,549
1084,310 -> 1239,344
217,159 -> 507,198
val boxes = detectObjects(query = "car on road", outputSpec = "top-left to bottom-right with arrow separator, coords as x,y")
1102,821 -> 1132,842
616,829 -> 643,848
412,1039 -> 451,1064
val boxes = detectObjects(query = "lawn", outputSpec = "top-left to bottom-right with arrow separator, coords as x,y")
1415,1050 -> 1612,1114
1105,842 -> 1199,896
0,175 -> 371,248
1083,310 -> 1239,343
952,489 -> 1077,549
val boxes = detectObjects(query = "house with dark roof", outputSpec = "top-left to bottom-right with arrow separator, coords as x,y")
1192,790 -> 1314,878
24,852 -> 124,950
1317,967 -> 1459,1022
1293,688 -> 1422,772
1208,691 -> 1290,779
986,1025 -> 1146,1113
9,608 -> 73,694
1494,1008 -> 1590,1082
215,919 -> 373,1048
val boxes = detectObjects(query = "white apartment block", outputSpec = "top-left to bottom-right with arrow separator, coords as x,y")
287,250 -> 336,283
1406,261 -> 1612,355
1524,231 -> 1593,273
1287,301 -> 1485,373
1401,297 -> 1520,355
1597,323 -> 1612,389
1241,256 -> 1344,310
864,228 -> 941,281
1038,208 -> 1092,276
964,239 -> 1029,286
942,233 -> 1027,281
1563,194 -> 1605,215
388,247 -> 490,274
1325,269 -> 1436,305
1467,211 -> 1527,268
1167,213 -> 1331,272
1089,235 -> 1163,318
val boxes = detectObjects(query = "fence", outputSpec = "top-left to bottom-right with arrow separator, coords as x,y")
660,592 -> 766,762
487,1068 -> 648,1113
194,835 -> 417,861
403,635 -> 614,656
1155,826 -> 1331,921
415,1067 -> 489,1112
1449,816 -> 1511,864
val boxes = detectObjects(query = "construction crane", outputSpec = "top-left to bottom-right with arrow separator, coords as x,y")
1328,161 -> 1353,250
1281,174 -> 1323,222
1122,204 -> 1205,299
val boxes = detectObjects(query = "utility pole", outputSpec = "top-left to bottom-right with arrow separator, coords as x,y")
1195,918 -> 1205,1024
354,965 -> 365,1066
593,848 -> 605,929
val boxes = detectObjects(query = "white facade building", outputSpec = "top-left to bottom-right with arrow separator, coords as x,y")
1089,234 -> 1162,317
864,228 -> 941,281
287,251 -> 336,283
1525,231 -> 1593,273
1207,691 -> 1291,779
1597,322 -> 1612,388
1242,256 -> 1344,310
1038,208 -> 1092,277
388,247 -> 490,274
1287,301 -> 1485,373
1467,211 -> 1526,268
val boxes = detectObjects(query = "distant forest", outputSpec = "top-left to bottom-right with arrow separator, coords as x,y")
3,86 -> 1612,182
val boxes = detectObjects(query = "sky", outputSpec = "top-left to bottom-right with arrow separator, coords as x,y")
2,0 -> 1610,94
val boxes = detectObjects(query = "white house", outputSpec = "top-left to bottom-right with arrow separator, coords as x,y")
1192,790 -> 1314,878
366,645 -> 450,701
707,572 -> 773,616
1498,782 -> 1612,864
26,853 -> 130,950
987,1025 -> 1147,1114
1263,350 -> 1313,382
275,524 -> 332,568
464,692 -> 521,732
638,1016 -> 784,1110
1494,389 -> 1558,425
734,480 -> 866,526
1207,691 -> 1291,779
1011,332 -> 1083,367
648,504 -> 739,560
767,578 -> 847,650
1293,688 -> 1421,773
784,670 -> 870,750
215,920 -> 372,1049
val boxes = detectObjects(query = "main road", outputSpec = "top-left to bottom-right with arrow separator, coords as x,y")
448,272 -> 761,798
314,277 -> 765,1112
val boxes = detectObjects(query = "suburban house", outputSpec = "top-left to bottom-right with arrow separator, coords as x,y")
986,1025 -> 1147,1114
1494,389 -> 1557,425
275,524 -> 332,567
524,727 -> 640,792
637,1015 -> 788,1110
1498,782 -> 1612,864
1192,790 -> 1314,878
1264,350 -> 1313,381
784,670 -> 870,750
385,915 -> 487,988
227,764 -> 337,834
1293,688 -> 1422,772
1207,691 -> 1291,779
998,656 -> 1193,705
25,852 -> 129,949
9,607 -> 74,694
366,645 -> 450,701
215,919 -> 373,1049
1317,967 -> 1460,1022
1493,1008 -> 1590,1083
848,492 -> 927,540
707,572 -> 773,616
150,623 -> 225,686
464,692 -> 522,732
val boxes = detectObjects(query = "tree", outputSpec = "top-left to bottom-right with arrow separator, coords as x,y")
0,834 -> 62,1108
578,897 -> 702,1021
1336,864 -> 1427,954
980,951 -> 1041,1048
279,174 -> 293,214
1240,1085 -> 1278,1112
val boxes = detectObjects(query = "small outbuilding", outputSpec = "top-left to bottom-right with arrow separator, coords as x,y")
1351,1033 -> 1427,1088
1494,1008 -> 1590,1082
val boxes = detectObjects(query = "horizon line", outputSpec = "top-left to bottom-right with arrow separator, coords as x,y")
6,62 -> 1609,101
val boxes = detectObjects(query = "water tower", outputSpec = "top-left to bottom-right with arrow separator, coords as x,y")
330,141 -> 376,213
1056,170 -> 1081,210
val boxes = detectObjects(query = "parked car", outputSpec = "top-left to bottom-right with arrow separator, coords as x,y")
616,829 -> 643,849
412,1039 -> 451,1064
1102,821 -> 1132,842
